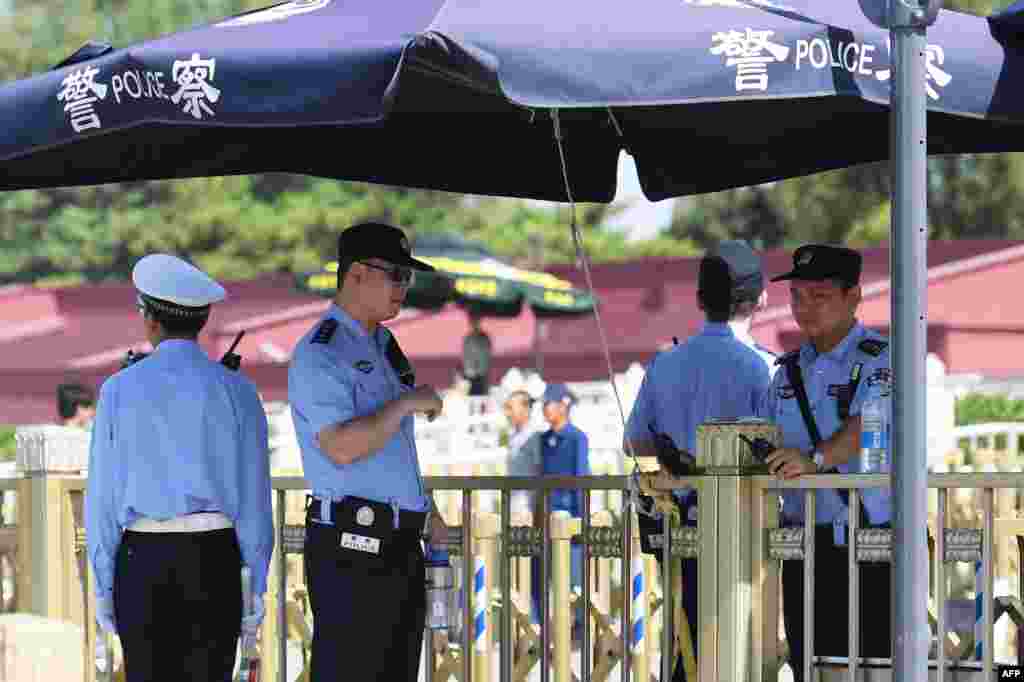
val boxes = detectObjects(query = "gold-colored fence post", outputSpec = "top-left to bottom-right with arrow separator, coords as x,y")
550,510 -> 580,682
474,512 -> 499,682
17,473 -> 70,618
261,490 -> 284,682
644,554 -> 659,679
511,510 -> 534,663
750,484 -> 780,682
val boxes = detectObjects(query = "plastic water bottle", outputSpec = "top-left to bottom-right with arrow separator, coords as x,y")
860,394 -> 889,473
425,545 -> 453,630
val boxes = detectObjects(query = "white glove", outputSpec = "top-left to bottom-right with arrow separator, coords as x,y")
96,596 -> 117,634
240,595 -> 265,651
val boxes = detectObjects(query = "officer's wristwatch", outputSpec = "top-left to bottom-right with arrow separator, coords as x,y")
811,451 -> 825,472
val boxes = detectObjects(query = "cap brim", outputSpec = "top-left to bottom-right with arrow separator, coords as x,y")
384,253 -> 435,272
769,270 -> 798,282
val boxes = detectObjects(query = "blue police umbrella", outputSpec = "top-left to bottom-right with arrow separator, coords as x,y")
2,0 -> 1024,200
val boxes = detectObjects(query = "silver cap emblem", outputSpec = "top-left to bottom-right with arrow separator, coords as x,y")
356,505 -> 375,526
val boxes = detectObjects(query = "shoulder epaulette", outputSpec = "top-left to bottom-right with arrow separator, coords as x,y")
857,338 -> 888,357
775,349 -> 800,366
311,319 -> 338,345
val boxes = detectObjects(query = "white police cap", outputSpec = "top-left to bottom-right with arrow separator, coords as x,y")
132,254 -> 226,314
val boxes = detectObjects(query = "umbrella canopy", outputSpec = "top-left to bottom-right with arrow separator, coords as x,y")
2,0 -> 1024,199
297,232 -> 597,318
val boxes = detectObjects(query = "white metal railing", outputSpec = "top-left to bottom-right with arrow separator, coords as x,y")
953,423 -> 1024,459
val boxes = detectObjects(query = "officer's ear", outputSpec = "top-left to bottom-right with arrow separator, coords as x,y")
846,284 -> 862,308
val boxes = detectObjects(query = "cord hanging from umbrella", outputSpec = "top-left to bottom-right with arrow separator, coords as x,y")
550,110 -> 646,505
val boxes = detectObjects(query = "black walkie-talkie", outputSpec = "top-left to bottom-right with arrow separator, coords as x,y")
120,330 -> 246,372
738,434 -> 776,464
220,331 -> 245,371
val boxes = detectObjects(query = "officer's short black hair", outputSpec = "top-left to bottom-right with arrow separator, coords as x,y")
139,300 -> 208,338
697,256 -> 734,323
56,383 -> 95,420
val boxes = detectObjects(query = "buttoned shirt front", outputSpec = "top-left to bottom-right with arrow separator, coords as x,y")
625,323 -> 772,502
85,339 -> 274,599
288,304 -> 429,512
757,322 -> 892,526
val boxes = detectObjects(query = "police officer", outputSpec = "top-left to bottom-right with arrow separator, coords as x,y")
624,242 -> 773,682
86,254 -> 274,682
715,240 -> 779,374
758,244 -> 892,682
288,223 -> 448,682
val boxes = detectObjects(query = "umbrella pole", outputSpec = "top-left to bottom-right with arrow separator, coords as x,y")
889,3 -> 938,682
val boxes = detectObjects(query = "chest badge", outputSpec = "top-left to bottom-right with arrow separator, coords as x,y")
548,436 -> 558,448
355,505 -> 375,527
354,360 -> 374,374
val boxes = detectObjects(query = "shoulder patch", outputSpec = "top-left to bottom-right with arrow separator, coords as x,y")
310,319 -> 338,345
857,338 -> 888,357
775,349 -> 799,366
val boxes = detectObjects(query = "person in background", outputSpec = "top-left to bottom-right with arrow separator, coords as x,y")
57,382 -> 96,429
503,390 -> 542,516
539,383 -> 590,637
462,313 -> 493,396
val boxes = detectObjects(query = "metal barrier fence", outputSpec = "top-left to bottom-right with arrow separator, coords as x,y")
9,469 -> 1024,681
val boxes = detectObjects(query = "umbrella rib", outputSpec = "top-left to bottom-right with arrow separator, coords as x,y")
403,55 -> 519,105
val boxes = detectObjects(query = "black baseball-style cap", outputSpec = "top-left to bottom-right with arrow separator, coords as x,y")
337,222 -> 436,272
770,244 -> 862,287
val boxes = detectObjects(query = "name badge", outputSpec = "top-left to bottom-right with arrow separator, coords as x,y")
341,532 -> 381,554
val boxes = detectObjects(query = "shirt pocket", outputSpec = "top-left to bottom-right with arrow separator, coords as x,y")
352,377 -> 391,416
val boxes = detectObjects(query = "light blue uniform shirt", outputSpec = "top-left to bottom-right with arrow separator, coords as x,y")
734,327 -> 779,379
288,305 -> 429,512
757,322 -> 892,527
625,323 -> 772,502
85,339 -> 274,599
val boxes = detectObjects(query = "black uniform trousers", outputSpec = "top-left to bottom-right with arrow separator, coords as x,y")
304,516 -> 426,682
782,523 -> 892,682
114,528 -> 243,682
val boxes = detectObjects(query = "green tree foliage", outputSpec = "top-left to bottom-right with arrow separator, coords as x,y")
0,427 -> 13,463
955,393 -> 1024,426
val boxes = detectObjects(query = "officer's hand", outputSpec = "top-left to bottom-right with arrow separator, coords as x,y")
241,595 -> 265,641
765,447 -> 817,480
428,511 -> 449,547
404,386 -> 443,421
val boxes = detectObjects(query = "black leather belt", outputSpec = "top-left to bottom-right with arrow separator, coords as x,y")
306,497 -> 427,535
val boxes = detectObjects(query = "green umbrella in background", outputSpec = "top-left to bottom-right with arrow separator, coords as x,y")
296,232 -> 597,319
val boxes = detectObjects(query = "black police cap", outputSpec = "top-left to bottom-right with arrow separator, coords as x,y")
770,244 -> 862,287
337,222 -> 435,272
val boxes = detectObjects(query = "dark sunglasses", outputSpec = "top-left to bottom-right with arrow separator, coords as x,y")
360,261 -> 413,285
